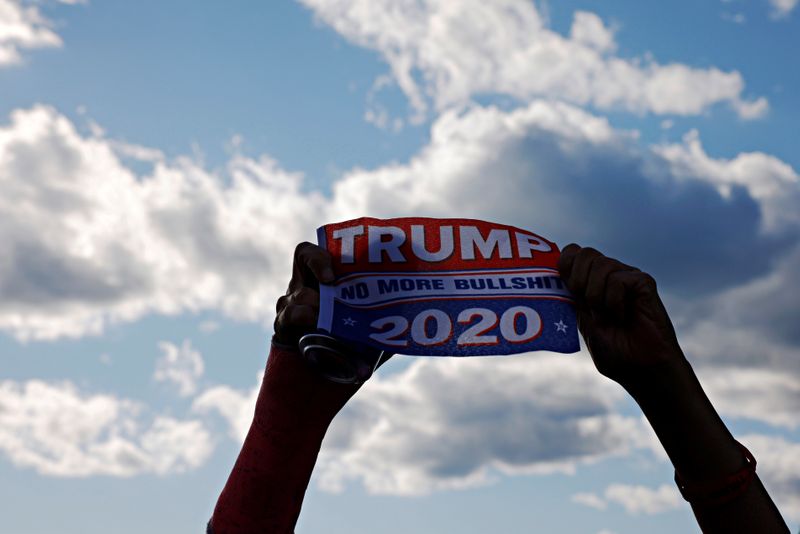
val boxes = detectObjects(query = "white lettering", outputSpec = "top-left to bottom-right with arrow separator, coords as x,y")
515,232 -> 552,257
332,226 -> 365,264
411,225 -> 454,262
459,227 -> 512,260
368,225 -> 407,263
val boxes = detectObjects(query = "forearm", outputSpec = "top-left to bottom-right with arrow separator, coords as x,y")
626,355 -> 788,533
209,342 -> 360,534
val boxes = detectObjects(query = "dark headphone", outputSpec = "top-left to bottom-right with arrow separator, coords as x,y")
298,331 -> 389,385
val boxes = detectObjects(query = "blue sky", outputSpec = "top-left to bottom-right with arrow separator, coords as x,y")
1,1 -> 799,533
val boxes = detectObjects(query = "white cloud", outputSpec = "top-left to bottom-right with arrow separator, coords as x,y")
194,353 -> 655,497
570,11 -> 616,53
154,339 -> 205,397
742,434 -> 800,522
328,102 -> 798,301
2,100 -> 798,382
769,0 -> 798,18
573,484 -> 681,515
721,11 -> 747,25
138,416 -> 212,475
298,0 -> 767,120
315,354 -> 647,495
108,139 -> 165,163
572,491 -> 608,510
570,431 -> 800,521
323,100 -> 800,381
199,320 -> 219,333
0,98 -> 797,468
0,379 -> 213,476
699,366 -> 800,428
655,129 -> 799,232
0,105 -> 325,340
192,353 -> 800,510
677,244 -> 800,374
192,372 -> 262,441
1,2 -> 796,513
0,0 -> 79,66
604,483 -> 682,515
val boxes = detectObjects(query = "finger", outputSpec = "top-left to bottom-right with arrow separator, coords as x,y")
287,304 -> 318,327
274,304 -> 318,344
565,247 -> 603,299
584,256 -> 637,311
630,271 -> 662,316
576,307 -> 595,339
278,289 -> 320,322
275,294 -> 289,315
557,243 -> 581,281
276,287 -> 319,314
605,270 -> 654,324
273,304 -> 291,343
288,287 -> 320,312
634,271 -> 658,297
604,270 -> 634,323
293,242 -> 335,292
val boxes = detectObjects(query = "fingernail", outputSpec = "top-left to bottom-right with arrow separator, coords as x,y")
322,266 -> 336,283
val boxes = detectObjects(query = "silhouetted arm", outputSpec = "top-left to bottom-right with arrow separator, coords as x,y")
208,341 -> 360,534
209,243 -> 369,533
558,244 -> 788,533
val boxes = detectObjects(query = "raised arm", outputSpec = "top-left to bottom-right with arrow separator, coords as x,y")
209,243 -> 363,534
557,244 -> 788,533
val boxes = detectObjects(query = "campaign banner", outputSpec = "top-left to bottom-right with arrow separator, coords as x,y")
316,217 -> 579,356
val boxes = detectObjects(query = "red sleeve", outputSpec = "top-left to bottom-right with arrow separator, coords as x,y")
209,342 -> 361,534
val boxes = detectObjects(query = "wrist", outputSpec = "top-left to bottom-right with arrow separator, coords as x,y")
622,353 -> 744,482
254,342 -> 361,436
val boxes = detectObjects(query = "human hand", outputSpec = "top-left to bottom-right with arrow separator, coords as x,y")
273,242 -> 393,376
557,244 -> 684,389
273,242 -> 336,346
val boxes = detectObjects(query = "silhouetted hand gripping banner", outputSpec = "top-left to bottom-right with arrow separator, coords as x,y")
317,217 -> 579,356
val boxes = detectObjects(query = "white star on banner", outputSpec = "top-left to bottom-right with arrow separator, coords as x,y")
343,317 -> 357,327
554,320 -> 568,333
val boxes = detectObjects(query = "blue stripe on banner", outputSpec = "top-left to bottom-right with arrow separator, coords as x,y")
327,296 -> 579,356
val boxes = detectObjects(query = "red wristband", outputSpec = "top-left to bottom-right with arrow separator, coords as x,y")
674,440 -> 757,507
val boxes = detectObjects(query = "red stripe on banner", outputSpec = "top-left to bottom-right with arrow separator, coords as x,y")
321,217 -> 560,275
